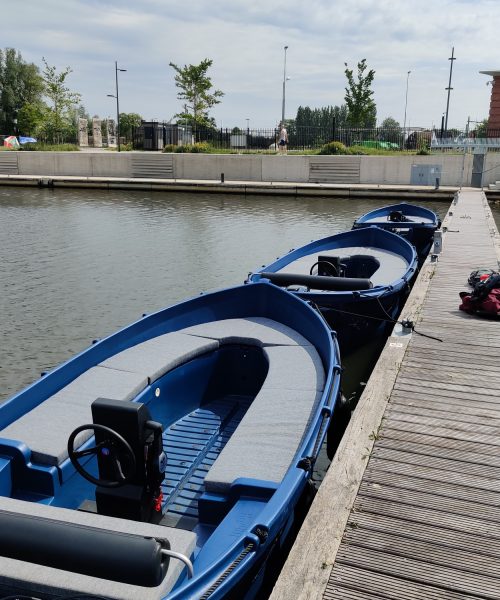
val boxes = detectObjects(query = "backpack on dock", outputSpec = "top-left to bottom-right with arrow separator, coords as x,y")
459,271 -> 500,317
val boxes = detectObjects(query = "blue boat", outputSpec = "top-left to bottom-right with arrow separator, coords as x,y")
249,227 -> 418,351
352,202 -> 440,263
0,281 -> 341,600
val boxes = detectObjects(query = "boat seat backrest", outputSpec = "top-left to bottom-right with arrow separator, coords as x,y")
0,318 -> 322,474
0,495 -> 196,600
0,334 -> 218,466
203,342 -> 326,493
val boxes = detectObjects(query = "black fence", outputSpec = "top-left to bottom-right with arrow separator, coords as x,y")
132,123 -> 500,152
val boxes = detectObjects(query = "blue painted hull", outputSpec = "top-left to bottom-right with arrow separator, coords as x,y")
0,282 -> 341,599
352,202 -> 440,264
250,227 -> 418,353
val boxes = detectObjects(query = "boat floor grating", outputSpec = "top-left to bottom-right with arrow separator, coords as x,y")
161,394 -> 252,518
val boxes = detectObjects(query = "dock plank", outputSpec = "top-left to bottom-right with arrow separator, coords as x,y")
270,190 -> 500,600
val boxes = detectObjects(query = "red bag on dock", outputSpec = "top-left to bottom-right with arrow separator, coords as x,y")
459,273 -> 500,316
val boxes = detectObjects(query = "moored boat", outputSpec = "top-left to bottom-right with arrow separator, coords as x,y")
0,281 -> 341,599
352,202 -> 440,263
249,227 -> 418,352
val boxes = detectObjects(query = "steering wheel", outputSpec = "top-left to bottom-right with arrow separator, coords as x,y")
67,424 -> 137,488
309,260 -> 339,276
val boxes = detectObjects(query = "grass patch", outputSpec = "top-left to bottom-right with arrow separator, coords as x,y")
21,143 -> 80,152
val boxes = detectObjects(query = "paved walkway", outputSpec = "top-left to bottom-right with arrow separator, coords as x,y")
271,189 -> 500,600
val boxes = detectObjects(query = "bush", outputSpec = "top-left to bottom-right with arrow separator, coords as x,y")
174,142 -> 212,153
20,143 -> 80,152
162,144 -> 175,153
317,141 -> 351,155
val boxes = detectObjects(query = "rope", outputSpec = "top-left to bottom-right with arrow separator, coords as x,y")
311,297 -> 443,342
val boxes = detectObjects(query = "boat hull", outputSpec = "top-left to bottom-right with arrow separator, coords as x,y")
0,281 -> 342,600
250,227 -> 418,353
352,202 -> 440,264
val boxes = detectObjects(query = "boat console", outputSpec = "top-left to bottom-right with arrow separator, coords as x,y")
68,398 -> 166,522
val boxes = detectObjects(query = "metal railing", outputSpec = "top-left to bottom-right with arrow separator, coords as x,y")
131,124 -> 500,153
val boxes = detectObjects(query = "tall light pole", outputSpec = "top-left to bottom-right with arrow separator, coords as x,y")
281,46 -> 288,126
403,70 -> 411,132
444,47 -> 456,134
107,61 -> 126,151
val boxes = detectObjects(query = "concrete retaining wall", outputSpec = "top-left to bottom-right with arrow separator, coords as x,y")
7,151 -> 488,186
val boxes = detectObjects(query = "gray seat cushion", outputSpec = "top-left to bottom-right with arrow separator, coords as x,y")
0,496 -> 196,600
204,388 -> 323,493
204,343 -> 325,493
262,345 -> 325,391
0,367 -> 148,466
182,317 -> 313,347
100,332 -> 218,383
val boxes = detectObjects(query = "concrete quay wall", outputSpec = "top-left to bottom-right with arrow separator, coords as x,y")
4,151 -> 499,187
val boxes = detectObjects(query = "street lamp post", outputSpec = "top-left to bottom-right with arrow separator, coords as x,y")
403,70 -> 411,133
444,47 -> 456,134
107,61 -> 126,151
281,46 -> 288,126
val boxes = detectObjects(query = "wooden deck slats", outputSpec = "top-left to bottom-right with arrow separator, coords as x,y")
326,564 -> 484,600
323,190 -> 500,599
270,190 -> 500,600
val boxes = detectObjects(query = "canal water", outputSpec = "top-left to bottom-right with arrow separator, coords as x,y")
0,187 -> 449,404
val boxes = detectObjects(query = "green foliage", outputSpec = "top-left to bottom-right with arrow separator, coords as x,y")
473,118 -> 488,138
119,112 -> 142,139
41,58 -> 81,143
169,59 -> 224,128
20,142 -> 79,151
0,48 -> 45,134
380,116 -> 400,129
318,141 -> 351,155
162,144 -> 175,153
344,59 -> 376,128
174,142 -> 212,153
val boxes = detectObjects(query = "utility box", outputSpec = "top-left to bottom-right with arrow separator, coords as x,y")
410,164 -> 442,186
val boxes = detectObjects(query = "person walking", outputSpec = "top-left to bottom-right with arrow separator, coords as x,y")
278,123 -> 288,154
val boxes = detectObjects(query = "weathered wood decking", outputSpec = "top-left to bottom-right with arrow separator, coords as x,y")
271,189 -> 500,600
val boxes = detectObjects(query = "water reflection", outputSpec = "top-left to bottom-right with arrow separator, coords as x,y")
0,187 -> 446,401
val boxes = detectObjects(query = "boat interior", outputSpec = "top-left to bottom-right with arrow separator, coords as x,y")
278,245 -> 410,288
0,316 -> 329,599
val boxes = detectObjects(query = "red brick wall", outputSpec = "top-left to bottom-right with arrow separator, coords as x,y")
488,76 -> 500,132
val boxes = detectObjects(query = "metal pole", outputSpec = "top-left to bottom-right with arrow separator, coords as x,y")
115,61 -> 120,152
444,47 -> 456,133
403,71 -> 411,131
281,46 -> 288,125
460,116 -> 470,189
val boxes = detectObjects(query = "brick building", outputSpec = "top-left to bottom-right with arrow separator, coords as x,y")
480,70 -> 500,133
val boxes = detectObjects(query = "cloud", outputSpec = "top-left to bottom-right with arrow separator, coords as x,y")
1,0 -> 496,127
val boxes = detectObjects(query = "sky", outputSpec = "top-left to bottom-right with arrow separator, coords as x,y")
1,0 -> 498,130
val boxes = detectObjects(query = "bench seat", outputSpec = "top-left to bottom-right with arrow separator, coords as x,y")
0,319 -> 324,483
0,496 -> 196,600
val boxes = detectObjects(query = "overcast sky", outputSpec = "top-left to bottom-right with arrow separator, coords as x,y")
2,0 -> 497,129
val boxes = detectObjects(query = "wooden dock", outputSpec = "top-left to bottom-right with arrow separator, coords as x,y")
270,189 -> 500,600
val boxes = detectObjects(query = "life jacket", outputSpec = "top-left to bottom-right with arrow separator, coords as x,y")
459,272 -> 500,316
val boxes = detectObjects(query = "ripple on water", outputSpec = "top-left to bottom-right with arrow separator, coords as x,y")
0,188 -> 448,402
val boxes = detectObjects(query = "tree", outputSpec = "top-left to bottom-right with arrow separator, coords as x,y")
119,112 -> 142,140
380,117 -> 400,129
0,48 -> 45,134
344,59 -> 376,128
169,59 -> 224,128
41,58 -> 81,143
473,118 -> 488,138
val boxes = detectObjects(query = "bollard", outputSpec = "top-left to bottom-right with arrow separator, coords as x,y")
433,230 -> 442,254
221,173 -> 225,183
